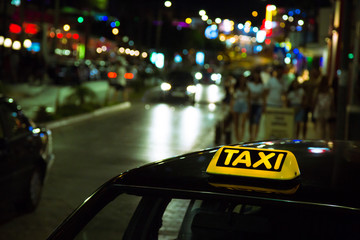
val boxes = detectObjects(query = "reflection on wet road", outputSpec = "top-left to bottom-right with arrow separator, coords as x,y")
145,103 -> 219,161
143,83 -> 226,105
0,99 -> 228,239
195,84 -> 226,104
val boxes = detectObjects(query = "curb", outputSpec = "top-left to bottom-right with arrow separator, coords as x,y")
44,102 -> 131,130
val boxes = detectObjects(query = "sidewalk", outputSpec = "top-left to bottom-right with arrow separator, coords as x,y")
4,80 -> 131,129
214,110 -> 322,145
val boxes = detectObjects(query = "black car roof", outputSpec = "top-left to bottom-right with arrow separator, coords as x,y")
114,140 -> 360,211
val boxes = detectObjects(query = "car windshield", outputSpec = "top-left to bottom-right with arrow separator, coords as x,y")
166,71 -> 194,86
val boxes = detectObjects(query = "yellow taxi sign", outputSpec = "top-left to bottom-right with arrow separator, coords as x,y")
206,146 -> 300,180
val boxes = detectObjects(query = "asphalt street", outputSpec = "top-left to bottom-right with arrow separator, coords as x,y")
0,81 -> 320,239
0,98 -> 227,239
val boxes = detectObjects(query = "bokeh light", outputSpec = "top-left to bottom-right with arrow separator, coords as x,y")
112,28 -> 119,35
164,1 -> 172,7
199,10 -> 206,16
12,40 -> 21,50
63,24 -> 70,31
77,16 -> 84,23
23,39 -> 32,48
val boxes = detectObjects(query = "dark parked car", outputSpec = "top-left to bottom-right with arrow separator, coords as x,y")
0,96 -> 54,212
160,70 -> 197,104
48,140 -> 360,239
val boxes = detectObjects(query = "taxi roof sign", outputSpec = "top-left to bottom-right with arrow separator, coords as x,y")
206,146 -> 300,180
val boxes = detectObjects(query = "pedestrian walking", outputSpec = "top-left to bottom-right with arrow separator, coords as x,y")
264,66 -> 287,108
283,64 -> 296,91
260,65 -> 272,86
214,73 -> 235,145
313,75 -> 335,139
247,69 -> 266,141
230,75 -> 250,141
299,68 -> 321,138
223,74 -> 236,105
287,79 -> 305,139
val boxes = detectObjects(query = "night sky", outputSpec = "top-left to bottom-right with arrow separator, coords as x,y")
106,0 -> 332,26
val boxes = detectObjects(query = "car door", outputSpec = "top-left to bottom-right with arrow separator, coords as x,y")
0,101 -> 37,201
0,103 -> 13,201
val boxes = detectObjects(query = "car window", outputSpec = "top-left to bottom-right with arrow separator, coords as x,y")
167,71 -> 194,85
68,186 -> 360,240
180,200 -> 360,240
74,192 -> 360,240
158,199 -> 190,239
74,194 -> 141,240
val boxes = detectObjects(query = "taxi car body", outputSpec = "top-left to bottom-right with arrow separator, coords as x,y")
48,140 -> 360,239
160,70 -> 197,104
0,96 -> 54,212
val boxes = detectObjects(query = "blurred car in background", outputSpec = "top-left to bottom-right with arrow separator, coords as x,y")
52,61 -> 80,85
48,140 -> 360,240
194,69 -> 222,85
160,70 -> 197,104
0,96 -> 54,212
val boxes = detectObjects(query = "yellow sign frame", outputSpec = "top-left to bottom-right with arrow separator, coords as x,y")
206,146 -> 300,180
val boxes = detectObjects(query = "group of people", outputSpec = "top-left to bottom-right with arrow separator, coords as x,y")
225,65 -> 336,142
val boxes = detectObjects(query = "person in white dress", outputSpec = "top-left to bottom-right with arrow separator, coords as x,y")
230,75 -> 250,141
247,70 -> 266,141
264,66 -> 287,108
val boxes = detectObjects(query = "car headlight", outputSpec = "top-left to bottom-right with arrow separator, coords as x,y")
187,85 -> 197,93
195,72 -> 203,80
211,73 -> 222,84
161,82 -> 171,91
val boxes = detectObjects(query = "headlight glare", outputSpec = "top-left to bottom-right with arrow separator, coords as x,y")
161,82 -> 171,91
187,85 -> 197,93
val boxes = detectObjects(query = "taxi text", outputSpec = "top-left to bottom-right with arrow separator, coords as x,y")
216,149 -> 286,171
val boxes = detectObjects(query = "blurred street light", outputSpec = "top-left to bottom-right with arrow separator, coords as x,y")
201,15 -> 209,21
63,24 -> 70,31
23,39 -> 32,48
4,38 -> 12,48
12,40 -> 21,50
112,28 -> 119,35
199,10 -> 206,16
164,1 -> 172,7
77,16 -> 84,23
